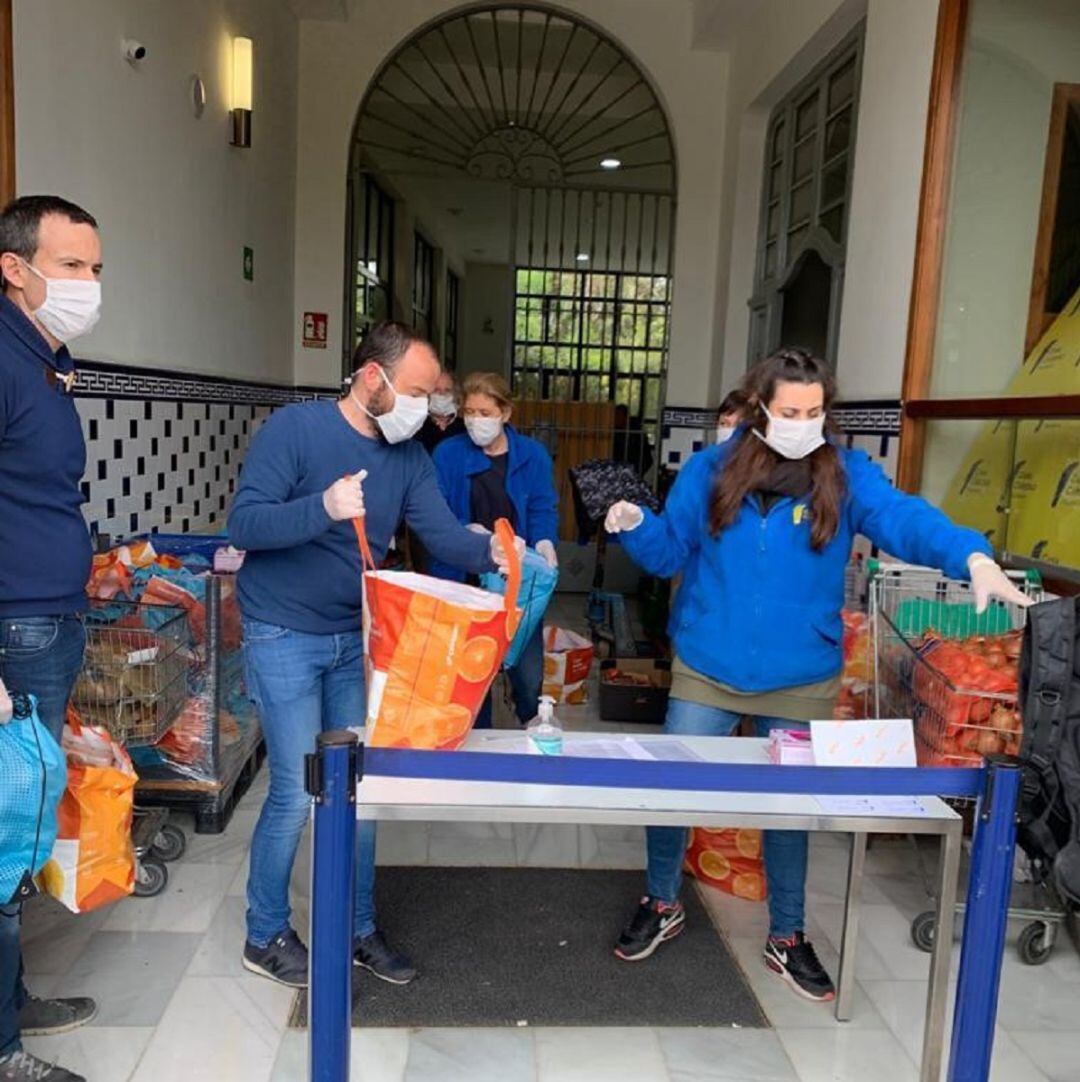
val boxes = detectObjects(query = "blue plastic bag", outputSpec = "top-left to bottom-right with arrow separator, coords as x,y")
481,548 -> 558,669
0,694 -> 67,904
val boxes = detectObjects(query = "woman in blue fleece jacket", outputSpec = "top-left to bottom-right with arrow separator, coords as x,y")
433,371 -> 560,728
603,347 -> 1031,1002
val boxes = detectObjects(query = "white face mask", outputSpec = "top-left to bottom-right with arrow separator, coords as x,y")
354,366 -> 428,444
465,416 -> 503,448
715,425 -> 735,444
755,405 -> 826,460
21,259 -> 101,343
429,393 -> 457,419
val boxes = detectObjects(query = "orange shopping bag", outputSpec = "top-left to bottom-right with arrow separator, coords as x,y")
684,827 -> 767,901
36,708 -> 136,912
355,516 -> 522,750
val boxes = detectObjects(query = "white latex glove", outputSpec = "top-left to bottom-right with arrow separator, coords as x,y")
491,532 -> 526,574
323,469 -> 367,522
604,500 -> 644,534
0,678 -> 12,725
968,554 -> 1033,615
467,522 -> 491,535
536,539 -> 558,569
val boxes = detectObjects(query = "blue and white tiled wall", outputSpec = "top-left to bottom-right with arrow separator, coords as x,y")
74,361 -> 333,543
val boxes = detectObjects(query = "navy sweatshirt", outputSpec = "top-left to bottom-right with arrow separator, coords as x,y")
0,296 -> 90,618
229,399 -> 495,635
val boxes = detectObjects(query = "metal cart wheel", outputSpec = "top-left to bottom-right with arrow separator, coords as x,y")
911,910 -> 937,953
1017,921 -> 1054,966
133,859 -> 168,898
151,823 -> 186,863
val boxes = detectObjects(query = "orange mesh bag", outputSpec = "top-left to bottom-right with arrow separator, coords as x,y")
356,516 -> 522,750
36,707 -> 136,912
684,827 -> 767,902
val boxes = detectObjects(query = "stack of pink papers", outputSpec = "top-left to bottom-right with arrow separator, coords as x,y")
767,728 -> 816,766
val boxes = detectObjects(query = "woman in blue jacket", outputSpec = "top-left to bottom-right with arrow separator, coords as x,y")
433,371 -> 560,727
603,347 -> 1030,1002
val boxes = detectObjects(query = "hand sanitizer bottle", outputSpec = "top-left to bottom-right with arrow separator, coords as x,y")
527,695 -> 563,755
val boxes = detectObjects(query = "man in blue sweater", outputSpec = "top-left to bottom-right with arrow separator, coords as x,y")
229,321 -> 516,989
0,196 -> 102,1082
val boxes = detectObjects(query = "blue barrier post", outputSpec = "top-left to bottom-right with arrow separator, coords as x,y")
306,730 -> 358,1082
948,756 -> 1023,1082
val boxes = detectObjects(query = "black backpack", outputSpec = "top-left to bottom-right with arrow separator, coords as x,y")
1018,597 -> 1080,905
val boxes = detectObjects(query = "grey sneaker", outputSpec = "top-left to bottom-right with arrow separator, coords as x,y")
242,929 -> 309,988
17,996 -> 97,1037
0,1048 -> 86,1081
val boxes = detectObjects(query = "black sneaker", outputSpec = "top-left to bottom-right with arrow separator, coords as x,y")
242,929 -> 309,988
353,930 -> 417,985
18,995 -> 97,1036
614,896 -> 686,961
763,932 -> 836,1001
0,1049 -> 85,1081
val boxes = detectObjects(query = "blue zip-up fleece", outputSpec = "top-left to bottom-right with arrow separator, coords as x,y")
228,400 -> 493,635
0,297 -> 90,618
622,436 -> 993,693
431,424 -> 559,582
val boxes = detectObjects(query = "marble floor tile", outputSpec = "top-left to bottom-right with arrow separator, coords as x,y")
656,1026 -> 798,1081
404,1027 -> 536,1082
1010,1029 -> 1080,1081
578,824 -> 648,869
513,823 -> 580,867
20,895 -> 110,978
376,821 -> 431,866
22,1025 -> 153,1082
181,808 -> 259,866
993,955 -> 1080,1031
59,931 -> 204,1027
428,820 -> 516,866
101,861 -> 237,934
272,1028 -> 411,1082
535,1026 -> 669,1082
186,894 -> 248,977
130,976 -> 289,1082
775,1026 -> 919,1082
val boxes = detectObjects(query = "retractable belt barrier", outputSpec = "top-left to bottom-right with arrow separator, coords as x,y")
305,734 -> 1021,1082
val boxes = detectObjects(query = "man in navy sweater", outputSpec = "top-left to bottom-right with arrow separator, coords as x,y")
0,196 -> 102,1082
229,321 -> 516,988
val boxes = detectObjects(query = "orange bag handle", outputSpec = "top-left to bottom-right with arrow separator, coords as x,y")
352,514 -> 376,572
493,517 -> 522,635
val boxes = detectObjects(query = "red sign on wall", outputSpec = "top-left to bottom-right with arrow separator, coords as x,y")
302,311 -> 328,349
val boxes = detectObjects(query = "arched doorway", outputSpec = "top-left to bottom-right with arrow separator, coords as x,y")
344,4 -> 677,475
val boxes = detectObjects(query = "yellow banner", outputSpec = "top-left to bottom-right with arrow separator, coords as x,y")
941,287 -> 1080,567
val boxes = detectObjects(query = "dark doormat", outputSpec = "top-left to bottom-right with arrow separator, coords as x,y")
288,866 -> 767,1029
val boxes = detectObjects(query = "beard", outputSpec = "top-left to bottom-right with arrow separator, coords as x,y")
355,380 -> 393,444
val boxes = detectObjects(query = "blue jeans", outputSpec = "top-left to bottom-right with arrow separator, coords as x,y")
475,623 -> 545,729
242,619 -> 377,947
0,614 -> 87,1056
646,698 -> 810,939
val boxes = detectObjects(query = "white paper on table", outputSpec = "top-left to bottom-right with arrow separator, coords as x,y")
562,736 -> 701,762
815,795 -> 931,818
809,719 -> 916,767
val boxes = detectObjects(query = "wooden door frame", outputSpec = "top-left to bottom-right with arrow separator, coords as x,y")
0,0 -> 13,207
896,0 -> 969,493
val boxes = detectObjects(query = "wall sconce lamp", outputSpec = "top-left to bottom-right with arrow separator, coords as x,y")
230,36 -> 253,147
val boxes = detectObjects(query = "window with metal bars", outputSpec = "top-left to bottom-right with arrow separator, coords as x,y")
412,232 -> 435,341
445,269 -> 460,370
352,175 -> 394,351
749,29 -> 863,366
511,266 -> 669,449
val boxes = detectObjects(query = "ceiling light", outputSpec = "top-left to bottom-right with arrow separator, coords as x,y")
575,252 -> 589,262
599,157 -> 621,170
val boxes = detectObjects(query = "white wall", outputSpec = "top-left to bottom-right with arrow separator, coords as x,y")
714,0 -> 939,404
292,0 -> 729,395
460,262 -> 514,377
12,0 -> 299,385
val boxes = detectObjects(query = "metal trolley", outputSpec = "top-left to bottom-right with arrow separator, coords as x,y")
868,560 -> 1068,965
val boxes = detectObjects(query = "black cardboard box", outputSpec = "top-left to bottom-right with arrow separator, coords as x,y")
598,658 -> 672,723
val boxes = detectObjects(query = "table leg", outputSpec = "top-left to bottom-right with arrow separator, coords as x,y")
835,832 -> 867,1022
920,822 -> 962,1082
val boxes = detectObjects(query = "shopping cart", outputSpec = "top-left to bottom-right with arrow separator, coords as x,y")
869,560 -> 1068,965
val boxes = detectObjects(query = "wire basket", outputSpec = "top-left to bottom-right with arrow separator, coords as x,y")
73,600 -> 192,747
869,562 -> 1041,770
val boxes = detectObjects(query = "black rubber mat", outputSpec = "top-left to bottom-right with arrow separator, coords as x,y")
289,866 -> 767,1029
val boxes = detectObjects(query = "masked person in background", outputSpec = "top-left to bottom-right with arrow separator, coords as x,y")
715,388 -> 749,444
0,196 -> 102,1082
229,323 -> 523,990
432,372 -> 559,728
604,347 -> 1031,1002
417,368 -> 464,455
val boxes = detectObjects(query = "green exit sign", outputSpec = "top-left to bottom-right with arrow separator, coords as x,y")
243,246 -> 254,281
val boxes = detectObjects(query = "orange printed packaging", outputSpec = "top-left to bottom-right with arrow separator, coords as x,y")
356,516 -> 522,750
684,827 -> 767,902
